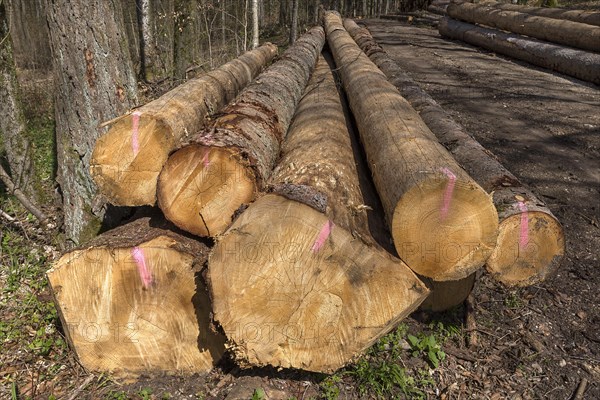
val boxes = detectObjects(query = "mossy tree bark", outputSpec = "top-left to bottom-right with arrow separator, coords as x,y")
47,217 -> 226,377
346,19 -> 565,287
208,55 -> 428,372
324,12 -> 498,282
157,27 -> 325,237
46,0 -> 139,245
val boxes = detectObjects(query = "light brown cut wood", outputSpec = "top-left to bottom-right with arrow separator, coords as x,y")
157,27 -> 325,237
208,56 -> 429,372
438,17 -> 600,85
325,12 -> 498,282
446,2 -> 600,53
345,19 -> 565,287
47,217 -> 225,377
90,43 -> 277,206
487,1 -> 600,27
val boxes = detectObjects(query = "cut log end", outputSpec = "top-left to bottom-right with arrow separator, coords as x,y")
157,144 -> 256,237
48,235 -> 225,376
91,114 -> 175,206
392,177 -> 499,281
486,211 -> 564,287
208,194 -> 429,373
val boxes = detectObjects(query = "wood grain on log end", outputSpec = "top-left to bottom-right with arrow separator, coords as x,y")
208,194 -> 429,373
157,144 -> 256,237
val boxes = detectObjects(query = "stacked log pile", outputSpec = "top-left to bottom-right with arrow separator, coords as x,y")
48,11 -> 565,378
439,2 -> 600,84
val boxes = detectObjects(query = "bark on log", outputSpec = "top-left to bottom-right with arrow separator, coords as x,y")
438,18 -> 600,86
420,273 -> 475,312
208,55 -> 429,372
157,27 -> 325,237
487,2 -> 600,27
345,19 -> 565,286
91,43 -> 277,207
324,12 -> 498,282
446,2 -> 600,53
47,217 -> 226,377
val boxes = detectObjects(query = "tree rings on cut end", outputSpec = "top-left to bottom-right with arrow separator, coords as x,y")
392,175 -> 499,281
486,211 -> 564,287
91,113 -> 174,206
157,144 -> 256,237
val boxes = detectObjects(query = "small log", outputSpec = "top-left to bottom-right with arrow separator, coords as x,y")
439,17 -> 600,87
157,27 -> 325,237
446,2 -> 600,53
47,217 -> 226,376
345,19 -> 565,286
208,55 -> 429,372
325,12 -> 498,282
420,274 -> 475,312
487,2 -> 600,27
90,43 -> 278,206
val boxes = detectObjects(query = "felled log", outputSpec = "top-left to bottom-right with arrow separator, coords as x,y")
208,55 -> 429,372
47,217 -> 226,376
324,12 -> 498,282
420,274 -> 476,312
90,43 -> 277,206
488,2 -> 600,27
381,13 -> 440,26
438,18 -> 600,85
157,27 -> 325,237
446,2 -> 600,53
345,19 -> 565,286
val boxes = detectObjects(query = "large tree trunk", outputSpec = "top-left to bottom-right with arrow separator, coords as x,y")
173,0 -> 202,79
324,12 -> 498,282
438,18 -> 600,86
7,0 -> 51,70
46,0 -> 139,245
346,19 -> 565,287
121,0 -> 142,76
208,55 -> 429,372
47,216 -> 226,377
157,27 -> 325,237
91,43 -> 277,207
0,0 -> 36,199
487,1 -> 600,27
446,2 -> 600,53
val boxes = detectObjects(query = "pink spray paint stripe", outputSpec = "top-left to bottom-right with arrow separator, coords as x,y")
131,246 -> 153,288
202,147 -> 210,168
518,201 -> 529,250
440,167 -> 457,221
312,220 -> 334,253
131,111 -> 142,157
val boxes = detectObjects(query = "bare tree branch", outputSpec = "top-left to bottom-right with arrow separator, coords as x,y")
0,164 -> 47,222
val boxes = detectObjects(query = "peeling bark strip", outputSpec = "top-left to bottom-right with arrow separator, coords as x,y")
325,12 -> 498,282
91,43 -> 277,207
437,18 -> 600,85
47,217 -> 226,377
345,19 -> 565,287
46,0 -> 139,245
486,1 -> 600,27
208,57 -> 428,372
446,2 -> 600,53
157,27 -> 325,237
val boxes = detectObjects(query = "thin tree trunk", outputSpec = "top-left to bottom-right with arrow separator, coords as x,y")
252,0 -> 259,48
46,0 -> 138,245
289,0 -> 299,44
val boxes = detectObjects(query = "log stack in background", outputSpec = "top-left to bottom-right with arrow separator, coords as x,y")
439,2 -> 600,85
486,1 -> 600,26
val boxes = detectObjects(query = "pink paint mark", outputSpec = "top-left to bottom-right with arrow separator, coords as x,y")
311,220 -> 334,253
440,167 -> 457,221
518,201 -> 529,251
202,147 -> 210,168
131,111 -> 142,157
131,246 -> 153,288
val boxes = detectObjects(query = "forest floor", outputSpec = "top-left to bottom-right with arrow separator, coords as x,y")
1,17 -> 599,400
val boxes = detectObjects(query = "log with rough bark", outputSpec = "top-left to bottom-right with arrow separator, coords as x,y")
90,43 -> 277,207
157,27 -> 325,237
47,217 -> 226,376
345,19 -> 565,286
208,55 -> 429,372
420,273 -> 476,312
487,2 -> 600,27
446,2 -> 600,53
438,17 -> 600,86
324,12 -> 498,282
